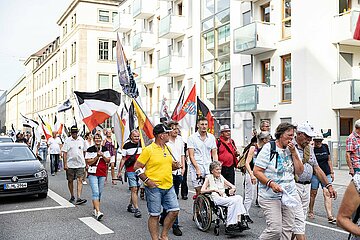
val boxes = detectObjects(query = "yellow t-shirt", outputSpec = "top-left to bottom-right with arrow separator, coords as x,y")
137,142 -> 173,189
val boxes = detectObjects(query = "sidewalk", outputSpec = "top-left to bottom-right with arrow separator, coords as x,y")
333,169 -> 352,187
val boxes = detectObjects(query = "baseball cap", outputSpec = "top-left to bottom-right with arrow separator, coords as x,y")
297,123 -> 316,137
70,125 -> 79,133
313,134 -> 324,141
220,124 -> 231,132
153,124 -> 172,136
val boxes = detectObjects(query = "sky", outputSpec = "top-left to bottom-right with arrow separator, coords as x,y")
0,0 -> 72,92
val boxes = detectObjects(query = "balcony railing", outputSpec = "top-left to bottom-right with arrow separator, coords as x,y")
332,9 -> 360,46
133,66 -> 156,85
159,14 -> 185,39
234,21 -> 276,55
133,0 -> 156,19
133,31 -> 155,51
234,84 -> 277,112
158,55 -> 185,77
116,13 -> 133,32
332,79 -> 360,109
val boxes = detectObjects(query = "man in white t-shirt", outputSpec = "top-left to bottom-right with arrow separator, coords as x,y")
62,126 -> 87,205
48,132 -> 63,176
187,116 -> 218,197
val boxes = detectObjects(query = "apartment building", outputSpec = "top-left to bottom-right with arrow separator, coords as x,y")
6,0 -> 120,130
231,0 -> 360,167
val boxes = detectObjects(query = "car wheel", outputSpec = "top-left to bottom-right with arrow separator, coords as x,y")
38,192 -> 48,199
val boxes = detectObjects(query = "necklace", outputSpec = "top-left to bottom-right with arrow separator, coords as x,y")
155,143 -> 167,157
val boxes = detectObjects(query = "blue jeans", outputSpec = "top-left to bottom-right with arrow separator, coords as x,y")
145,186 -> 179,216
38,148 -> 47,162
88,175 -> 106,200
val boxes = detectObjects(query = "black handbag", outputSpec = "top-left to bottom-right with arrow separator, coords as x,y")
124,147 -> 139,168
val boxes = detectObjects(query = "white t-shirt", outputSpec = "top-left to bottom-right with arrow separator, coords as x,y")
166,135 -> 185,175
48,137 -> 62,154
62,136 -> 86,168
187,132 -> 217,166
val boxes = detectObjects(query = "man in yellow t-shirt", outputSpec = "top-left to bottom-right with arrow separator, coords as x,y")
134,124 -> 180,240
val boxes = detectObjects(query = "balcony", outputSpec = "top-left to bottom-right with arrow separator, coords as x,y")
133,32 -> 155,51
158,55 -> 185,77
234,84 -> 277,112
159,14 -> 185,39
331,79 -> 360,109
234,21 -> 276,55
332,9 -> 360,46
133,66 -> 156,85
116,13 -> 133,32
132,0 -> 156,19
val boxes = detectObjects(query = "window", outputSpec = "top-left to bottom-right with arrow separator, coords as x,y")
188,0 -> 192,27
55,88 -> 57,104
201,31 -> 214,62
339,0 -> 351,13
55,60 -> 57,77
188,37 -> 193,67
99,40 -> 109,60
51,64 -> 54,80
282,0 -> 291,38
149,53 -> 153,68
261,59 -> 270,85
99,10 -> 110,22
280,117 -> 292,123
243,64 -> 252,85
149,88 -> 153,114
112,41 -> 116,61
71,42 -> 76,63
157,86 -> 160,112
281,54 -> 291,102
63,81 -> 67,100
112,11 -> 118,23
178,2 -> 183,15
63,24 -> 67,36
62,50 -> 67,70
98,74 -> 109,89
242,11 -> 251,26
177,41 -> 183,56
261,3 -> 270,22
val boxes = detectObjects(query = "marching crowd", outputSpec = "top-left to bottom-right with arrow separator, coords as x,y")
14,118 -> 360,240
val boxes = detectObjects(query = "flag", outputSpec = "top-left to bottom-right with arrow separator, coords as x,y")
21,113 -> 39,129
176,85 -> 197,131
116,33 -> 139,98
171,86 -> 185,121
38,114 -> 52,140
74,89 -> 121,131
53,115 -> 63,135
196,97 -> 216,134
132,99 -> 154,140
160,97 -> 170,121
57,98 -> 72,112
354,14 -> 360,40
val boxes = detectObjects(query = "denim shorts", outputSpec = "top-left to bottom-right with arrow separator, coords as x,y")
127,171 -> 140,188
311,174 -> 332,190
145,186 -> 180,216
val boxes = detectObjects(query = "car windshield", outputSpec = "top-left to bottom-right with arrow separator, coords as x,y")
0,137 -> 13,143
0,146 -> 36,161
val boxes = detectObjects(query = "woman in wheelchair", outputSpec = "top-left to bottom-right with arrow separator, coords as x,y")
200,161 -> 249,234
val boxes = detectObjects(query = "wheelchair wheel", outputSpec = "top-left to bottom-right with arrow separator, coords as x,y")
193,194 -> 212,231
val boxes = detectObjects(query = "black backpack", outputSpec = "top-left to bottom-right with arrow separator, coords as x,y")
268,140 -> 279,168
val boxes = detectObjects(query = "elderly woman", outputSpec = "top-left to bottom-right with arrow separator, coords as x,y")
337,174 -> 360,238
201,161 -> 248,234
253,123 -> 304,240
85,133 -> 110,221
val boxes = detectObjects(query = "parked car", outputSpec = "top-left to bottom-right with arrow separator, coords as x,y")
0,143 -> 48,198
0,136 -> 14,143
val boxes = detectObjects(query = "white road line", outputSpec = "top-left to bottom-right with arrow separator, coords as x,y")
306,221 -> 348,234
0,205 -> 71,215
48,189 -> 75,207
79,217 -> 114,235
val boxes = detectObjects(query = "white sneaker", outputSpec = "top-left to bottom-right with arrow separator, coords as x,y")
96,211 -> 104,221
92,209 -> 96,217
82,180 -> 88,185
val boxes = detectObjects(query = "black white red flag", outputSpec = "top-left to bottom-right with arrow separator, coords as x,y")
74,89 -> 121,131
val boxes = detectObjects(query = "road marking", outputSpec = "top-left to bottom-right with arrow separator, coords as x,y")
79,217 -> 114,235
306,221 -> 348,234
0,188 -> 74,215
48,189 -> 74,207
0,205 -> 71,215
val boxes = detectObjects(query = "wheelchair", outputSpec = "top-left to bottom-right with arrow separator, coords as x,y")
193,193 -> 228,236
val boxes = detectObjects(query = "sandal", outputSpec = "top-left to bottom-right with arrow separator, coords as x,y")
308,212 -> 315,219
328,216 -> 336,224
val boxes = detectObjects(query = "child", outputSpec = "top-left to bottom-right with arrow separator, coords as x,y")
201,161 -> 249,234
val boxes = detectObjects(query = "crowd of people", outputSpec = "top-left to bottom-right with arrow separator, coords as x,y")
12,117 -> 360,239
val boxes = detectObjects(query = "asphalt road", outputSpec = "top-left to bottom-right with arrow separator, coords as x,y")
0,161 -> 350,240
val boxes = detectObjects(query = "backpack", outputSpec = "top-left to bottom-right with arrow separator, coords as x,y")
237,140 -> 278,173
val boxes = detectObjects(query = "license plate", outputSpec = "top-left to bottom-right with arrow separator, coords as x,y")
4,183 -> 28,190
